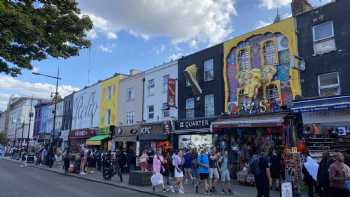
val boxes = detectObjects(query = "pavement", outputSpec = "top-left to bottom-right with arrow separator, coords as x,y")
0,157 -> 280,197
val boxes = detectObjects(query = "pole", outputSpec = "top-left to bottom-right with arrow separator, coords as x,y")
21,122 -> 25,148
14,121 -> 18,147
27,97 -> 34,152
51,66 -> 59,147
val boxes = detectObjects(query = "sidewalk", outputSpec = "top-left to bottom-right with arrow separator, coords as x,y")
2,157 -> 279,197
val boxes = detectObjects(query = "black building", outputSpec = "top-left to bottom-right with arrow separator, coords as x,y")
174,44 -> 224,149
292,0 -> 350,145
294,0 -> 350,98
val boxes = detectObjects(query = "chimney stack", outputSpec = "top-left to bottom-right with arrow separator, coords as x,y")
129,69 -> 141,76
291,0 -> 313,16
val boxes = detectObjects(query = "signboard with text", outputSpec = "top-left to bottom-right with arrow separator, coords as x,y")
175,118 -> 216,130
167,79 -> 176,107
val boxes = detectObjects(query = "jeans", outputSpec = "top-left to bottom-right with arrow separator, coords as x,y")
330,187 -> 349,197
256,182 -> 270,197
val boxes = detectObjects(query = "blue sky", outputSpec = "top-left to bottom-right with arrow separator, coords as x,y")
0,0 -> 331,110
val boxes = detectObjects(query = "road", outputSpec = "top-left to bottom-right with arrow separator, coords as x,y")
0,159 -> 155,197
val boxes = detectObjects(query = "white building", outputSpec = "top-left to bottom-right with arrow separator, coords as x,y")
6,97 -> 42,145
143,61 -> 178,122
0,111 -> 8,134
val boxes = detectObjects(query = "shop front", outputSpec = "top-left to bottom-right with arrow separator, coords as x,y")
173,117 -> 217,150
138,121 -> 172,152
69,129 -> 97,152
114,125 -> 139,154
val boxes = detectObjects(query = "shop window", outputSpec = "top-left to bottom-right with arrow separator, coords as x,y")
148,79 -> 155,96
126,111 -> 135,125
204,59 -> 214,81
204,94 -> 215,117
162,74 -> 169,93
318,72 -> 340,97
238,49 -> 250,71
312,21 -> 336,55
127,87 -> 135,101
148,105 -> 154,120
107,86 -> 112,100
185,98 -> 195,119
263,41 -> 275,65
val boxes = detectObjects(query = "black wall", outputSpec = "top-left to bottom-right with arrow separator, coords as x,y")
178,44 -> 224,120
296,0 -> 350,98
62,93 -> 74,131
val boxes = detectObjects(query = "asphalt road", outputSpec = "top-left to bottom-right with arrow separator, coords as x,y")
0,159 -> 155,197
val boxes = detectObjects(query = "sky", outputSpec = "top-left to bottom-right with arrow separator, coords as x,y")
0,0 -> 332,111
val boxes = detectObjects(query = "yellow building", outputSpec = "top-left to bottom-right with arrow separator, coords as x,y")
223,18 -> 302,114
99,74 -> 125,134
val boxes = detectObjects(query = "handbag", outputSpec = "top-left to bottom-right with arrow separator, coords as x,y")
151,173 -> 164,186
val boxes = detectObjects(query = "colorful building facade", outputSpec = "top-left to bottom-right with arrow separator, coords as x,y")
223,18 -> 301,115
99,74 -> 125,134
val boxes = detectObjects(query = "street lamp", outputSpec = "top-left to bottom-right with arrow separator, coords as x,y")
26,97 -> 34,152
32,67 -> 61,148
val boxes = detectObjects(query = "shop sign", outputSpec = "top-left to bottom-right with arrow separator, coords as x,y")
140,127 -> 152,135
69,129 -> 96,138
167,79 -> 176,107
176,118 -> 214,130
286,147 -> 298,153
115,126 -> 139,137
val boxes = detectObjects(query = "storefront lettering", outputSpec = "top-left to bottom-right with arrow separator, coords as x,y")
178,119 -> 211,129
140,127 -> 152,135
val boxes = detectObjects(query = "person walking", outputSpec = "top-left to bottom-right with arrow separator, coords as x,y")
183,149 -> 194,184
162,151 -> 172,186
195,147 -> 210,195
152,149 -> 166,192
140,150 -> 149,172
303,155 -> 317,197
270,149 -> 281,191
63,149 -> 70,175
250,150 -> 272,197
317,152 -> 333,197
208,147 -> 220,193
173,149 -> 185,194
219,149 -> 233,194
329,152 -> 350,197
117,150 -> 127,183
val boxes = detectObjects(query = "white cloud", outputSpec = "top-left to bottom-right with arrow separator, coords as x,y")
79,0 -> 237,45
99,45 -> 113,53
256,20 -> 272,29
0,76 -> 79,110
87,29 -> 97,39
106,32 -> 117,40
32,66 -> 40,73
168,53 -> 183,61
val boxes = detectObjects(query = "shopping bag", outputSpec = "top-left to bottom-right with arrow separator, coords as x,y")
151,173 -> 164,186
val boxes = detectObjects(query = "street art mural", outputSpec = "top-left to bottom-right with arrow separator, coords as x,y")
72,83 -> 100,130
224,18 -> 302,115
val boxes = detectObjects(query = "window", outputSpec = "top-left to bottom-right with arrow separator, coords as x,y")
162,103 -> 170,118
126,111 -> 135,125
238,49 -> 250,71
204,59 -> 214,81
148,79 -> 155,96
105,109 -> 111,125
162,75 -> 169,93
107,86 -> 112,100
127,87 -> 135,101
318,72 -> 340,97
204,94 -> 215,117
263,41 -> 275,65
313,21 -> 336,54
185,98 -> 195,119
148,105 -> 154,119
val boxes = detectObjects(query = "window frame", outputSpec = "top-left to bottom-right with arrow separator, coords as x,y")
126,111 -> 135,125
204,94 -> 215,117
237,48 -> 251,71
127,87 -> 135,101
147,79 -> 155,96
263,40 -> 276,65
317,72 -> 341,96
162,74 -> 170,93
203,58 -> 214,82
107,86 -> 113,100
148,105 -> 154,120
185,98 -> 195,119
312,21 -> 335,42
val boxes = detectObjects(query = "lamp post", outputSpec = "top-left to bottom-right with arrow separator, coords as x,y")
26,97 -> 34,152
33,67 -> 61,148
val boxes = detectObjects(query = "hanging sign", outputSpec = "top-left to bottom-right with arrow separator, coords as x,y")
167,78 -> 176,107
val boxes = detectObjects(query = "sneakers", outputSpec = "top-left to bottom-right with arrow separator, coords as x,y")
169,186 -> 175,193
79,172 -> 86,175
178,189 -> 184,194
228,189 -> 233,194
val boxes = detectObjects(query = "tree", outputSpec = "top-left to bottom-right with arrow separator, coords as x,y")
0,0 -> 93,76
0,132 -> 8,145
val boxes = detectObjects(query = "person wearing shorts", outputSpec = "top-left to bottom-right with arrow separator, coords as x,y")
209,147 -> 220,193
219,150 -> 233,194
173,150 -> 185,194
196,148 -> 210,195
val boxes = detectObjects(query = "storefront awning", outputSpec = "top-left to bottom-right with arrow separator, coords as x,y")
172,128 -> 211,135
211,113 -> 287,130
291,96 -> 350,113
86,135 -> 109,146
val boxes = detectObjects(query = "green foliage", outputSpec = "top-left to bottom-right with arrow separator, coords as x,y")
0,132 -> 8,145
0,0 -> 93,76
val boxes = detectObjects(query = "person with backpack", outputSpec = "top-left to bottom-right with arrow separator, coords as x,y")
195,147 -> 210,195
219,149 -> 233,194
250,150 -> 272,197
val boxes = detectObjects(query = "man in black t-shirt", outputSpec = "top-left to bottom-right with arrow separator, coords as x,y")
252,153 -> 272,197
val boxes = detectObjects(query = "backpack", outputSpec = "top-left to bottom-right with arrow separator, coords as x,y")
249,155 -> 261,176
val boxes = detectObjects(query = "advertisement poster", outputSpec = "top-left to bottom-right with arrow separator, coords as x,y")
167,78 -> 176,107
